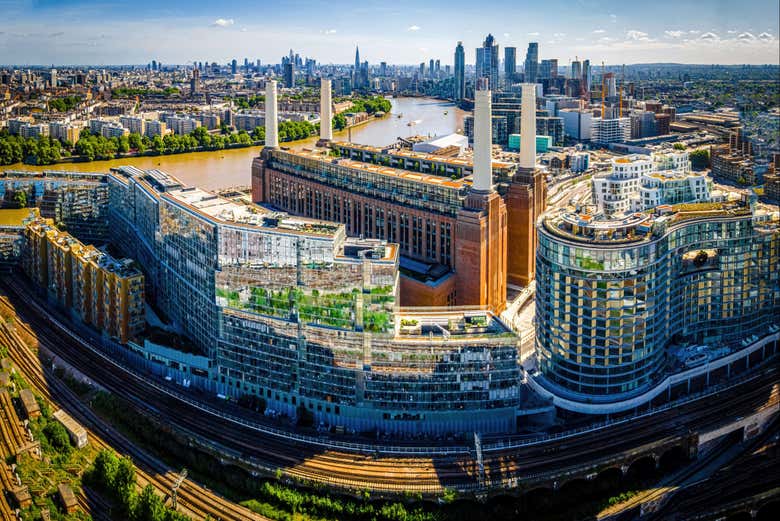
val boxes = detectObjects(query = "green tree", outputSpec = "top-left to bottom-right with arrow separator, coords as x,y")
43,421 -> 71,453
134,484 -> 166,521
690,149 -> 710,170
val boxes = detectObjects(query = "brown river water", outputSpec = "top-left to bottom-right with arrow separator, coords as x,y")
5,97 -> 467,190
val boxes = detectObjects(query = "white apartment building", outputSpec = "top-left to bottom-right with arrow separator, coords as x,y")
592,152 -> 711,216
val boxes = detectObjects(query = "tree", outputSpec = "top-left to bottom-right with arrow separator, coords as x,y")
14,191 -> 28,208
333,113 -> 347,131
673,142 -> 685,150
43,421 -> 71,453
689,149 -> 710,170
134,484 -> 166,521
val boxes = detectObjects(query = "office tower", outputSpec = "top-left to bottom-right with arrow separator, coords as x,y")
419,62 -> 425,77
244,57 -> 249,71
435,59 -> 440,76
524,42 -> 539,83
540,59 -> 558,80
353,46 -> 360,87
283,61 -> 295,88
570,59 -> 582,80
476,34 -> 499,90
151,60 -> 157,71
319,79 -> 332,142
380,61 -> 387,77
506,84 -> 547,287
50,68 -> 57,88
504,47 -> 517,84
429,59 -> 435,78
454,41 -> 465,101
582,59 -> 591,92
265,80 -> 278,148
231,59 -> 237,74
454,88 -> 507,312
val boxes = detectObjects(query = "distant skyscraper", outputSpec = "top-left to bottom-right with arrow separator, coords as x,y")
524,42 -> 539,83
504,47 -> 517,84
540,59 -> 558,80
435,59 -> 440,76
454,41 -> 465,101
380,61 -> 387,76
353,45 -> 360,87
231,59 -> 237,75
283,62 -> 295,88
476,33 -> 499,90
582,59 -> 591,92
570,59 -> 582,80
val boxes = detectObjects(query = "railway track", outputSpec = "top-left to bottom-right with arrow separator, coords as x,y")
0,302 -> 268,520
1,277 -> 778,498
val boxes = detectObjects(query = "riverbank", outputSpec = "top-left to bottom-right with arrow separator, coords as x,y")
2,97 -> 466,190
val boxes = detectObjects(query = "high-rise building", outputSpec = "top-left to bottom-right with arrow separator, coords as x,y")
535,198 -> 779,399
582,59 -> 591,92
429,59 -> 435,78
476,34 -> 499,90
539,59 -> 557,80
504,47 -> 517,84
283,61 -> 295,88
453,41 -> 465,101
231,59 -> 237,75
570,59 -> 582,80
190,68 -> 200,95
524,42 -> 539,83
379,61 -> 387,77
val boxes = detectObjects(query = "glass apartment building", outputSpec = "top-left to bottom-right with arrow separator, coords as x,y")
106,167 -> 523,434
535,199 -> 780,399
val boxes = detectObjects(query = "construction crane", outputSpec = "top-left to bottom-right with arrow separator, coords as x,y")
170,468 -> 188,511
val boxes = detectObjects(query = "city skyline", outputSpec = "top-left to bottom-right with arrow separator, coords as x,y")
2,0 -> 779,65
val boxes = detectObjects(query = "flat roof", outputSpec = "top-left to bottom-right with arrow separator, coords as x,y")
0,208 -> 38,227
284,149 -> 469,190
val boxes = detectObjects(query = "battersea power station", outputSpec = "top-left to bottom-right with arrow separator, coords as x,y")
252,80 -> 546,312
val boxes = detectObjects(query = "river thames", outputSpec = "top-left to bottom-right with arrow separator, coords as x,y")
5,97 -> 467,190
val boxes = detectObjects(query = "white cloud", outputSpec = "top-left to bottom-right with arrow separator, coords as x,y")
592,29 -> 606,34
689,29 -> 701,34
407,25 -> 420,32
699,32 -> 719,41
626,30 -> 650,41
737,32 -> 756,42
727,30 -> 737,34
527,32 -> 540,37
322,28 -> 337,35
240,27 -> 248,32
503,32 -> 511,39
609,14 -> 617,23
758,32 -> 775,41
212,18 -> 234,28
664,30 -> 685,39
553,32 -> 566,38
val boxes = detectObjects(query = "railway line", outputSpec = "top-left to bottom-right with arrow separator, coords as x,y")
0,299 -> 269,520
1,277 -> 778,499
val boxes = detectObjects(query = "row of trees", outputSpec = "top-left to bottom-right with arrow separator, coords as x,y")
72,127 -> 255,162
243,480 -> 438,521
87,450 -> 190,521
0,131 -> 68,165
113,87 -> 180,98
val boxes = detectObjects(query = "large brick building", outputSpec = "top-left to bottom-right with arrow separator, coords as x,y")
252,80 -> 546,311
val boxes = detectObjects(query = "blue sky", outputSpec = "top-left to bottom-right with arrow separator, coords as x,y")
2,0 -> 779,65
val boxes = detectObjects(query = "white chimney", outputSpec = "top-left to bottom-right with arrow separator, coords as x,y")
472,88 -> 493,192
519,83 -> 536,170
265,80 -> 279,148
320,78 -> 333,141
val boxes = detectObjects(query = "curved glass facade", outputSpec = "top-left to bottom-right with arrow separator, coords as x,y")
536,209 -> 780,399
